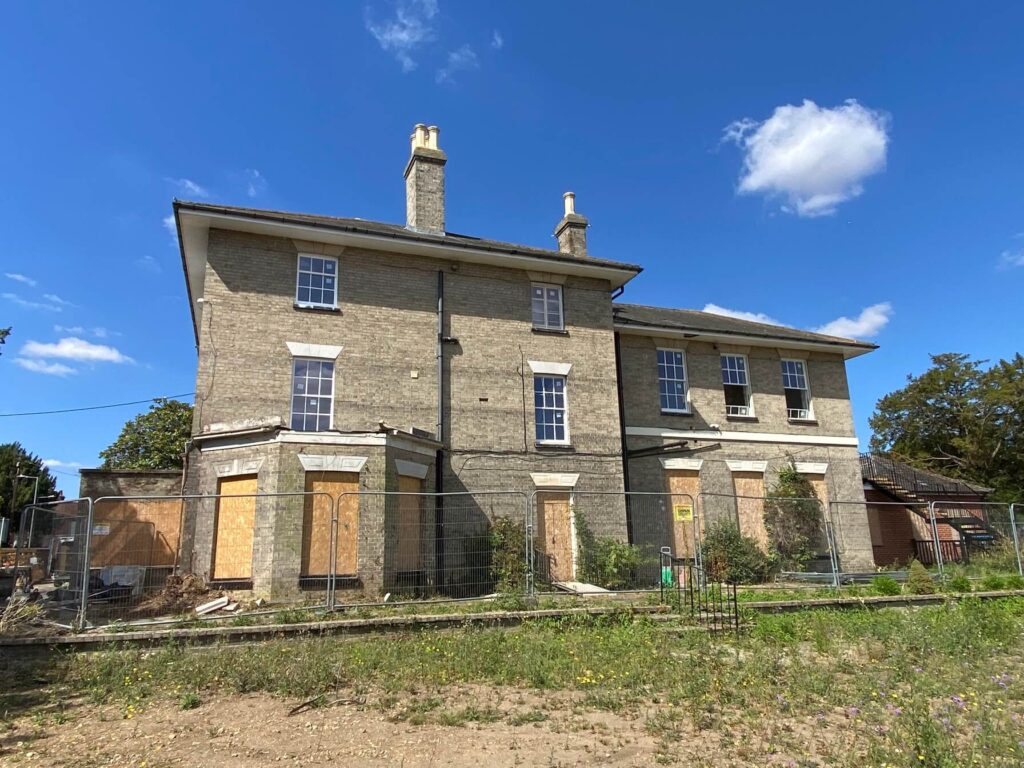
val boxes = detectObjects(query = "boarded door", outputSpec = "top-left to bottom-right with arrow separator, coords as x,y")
395,475 -> 424,573
302,472 -> 359,576
665,470 -> 700,559
212,475 -> 257,580
536,491 -> 573,582
732,471 -> 769,551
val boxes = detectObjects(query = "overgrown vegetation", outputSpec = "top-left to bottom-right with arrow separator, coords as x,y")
702,520 -> 775,583
764,461 -> 824,571
488,517 -> 527,593
7,599 -> 1024,766
574,511 -> 652,589
905,559 -> 937,595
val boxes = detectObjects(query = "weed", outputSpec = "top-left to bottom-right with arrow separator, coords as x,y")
508,708 -> 548,726
870,575 -> 902,596
178,691 -> 200,710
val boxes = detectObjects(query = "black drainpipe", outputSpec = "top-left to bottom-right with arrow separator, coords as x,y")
613,329 -> 633,543
434,270 -> 446,591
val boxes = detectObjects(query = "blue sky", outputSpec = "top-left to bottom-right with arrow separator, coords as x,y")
2,2 -> 1022,495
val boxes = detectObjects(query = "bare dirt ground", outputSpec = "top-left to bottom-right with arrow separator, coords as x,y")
0,685 -> 846,768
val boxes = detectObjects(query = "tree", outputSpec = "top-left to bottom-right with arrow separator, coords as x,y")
0,326 -> 10,356
99,399 -> 193,469
764,460 -> 823,571
1,442 -> 58,520
870,353 -> 1024,502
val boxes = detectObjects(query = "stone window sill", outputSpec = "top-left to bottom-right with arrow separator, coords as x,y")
294,303 -> 341,314
726,414 -> 759,423
532,327 -> 569,336
788,418 -> 819,426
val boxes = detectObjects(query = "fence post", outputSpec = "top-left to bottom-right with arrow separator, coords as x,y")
524,493 -> 534,599
1010,503 -> 1023,577
927,501 -> 945,578
823,502 -> 840,589
78,498 -> 95,630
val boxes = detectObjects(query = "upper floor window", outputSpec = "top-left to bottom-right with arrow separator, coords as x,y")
721,354 -> 753,417
534,375 -> 569,444
781,359 -> 812,420
291,358 -> 334,431
657,349 -> 689,413
296,255 -> 338,309
531,283 -> 564,331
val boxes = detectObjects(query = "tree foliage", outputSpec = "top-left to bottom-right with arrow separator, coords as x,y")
0,326 -> 10,356
869,353 -> 1024,502
764,460 -> 824,571
0,442 -> 58,518
99,399 -> 193,470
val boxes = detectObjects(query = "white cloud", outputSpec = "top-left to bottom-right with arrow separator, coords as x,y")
245,169 -> 267,198
21,336 -> 134,364
3,293 -> 62,312
166,177 -> 209,197
162,214 -> 178,244
491,30 -> 503,49
91,327 -> 118,339
53,325 -> 85,334
14,358 -> 77,376
815,302 -> 892,339
43,293 -> 75,307
43,458 -> 83,469
724,99 -> 889,217
137,254 -> 162,273
702,303 -> 786,327
436,44 -> 478,84
5,272 -> 37,287
365,0 -> 438,72
998,249 -> 1024,269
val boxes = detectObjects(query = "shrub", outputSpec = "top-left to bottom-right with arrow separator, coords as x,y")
575,512 -> 651,590
946,574 -> 972,593
489,518 -> 528,593
702,521 -> 775,584
870,575 -> 902,596
764,461 -> 824,571
905,560 -> 936,595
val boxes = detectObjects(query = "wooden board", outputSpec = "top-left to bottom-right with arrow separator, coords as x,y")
395,475 -> 424,572
732,471 -> 769,551
90,499 -> 183,568
535,491 -> 573,582
665,469 -> 700,559
302,471 -> 359,576
212,476 -> 257,580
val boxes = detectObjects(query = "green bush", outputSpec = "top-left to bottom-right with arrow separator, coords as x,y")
980,574 -> 1007,591
870,575 -> 902,596
905,559 -> 936,595
946,574 -> 972,593
489,518 -> 528,593
702,521 -> 775,584
575,512 -> 651,590
764,461 -> 824,571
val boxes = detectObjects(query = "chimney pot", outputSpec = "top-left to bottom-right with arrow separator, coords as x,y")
427,125 -> 439,150
563,191 -> 575,216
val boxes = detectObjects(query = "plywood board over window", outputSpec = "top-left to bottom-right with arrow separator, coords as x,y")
90,498 -> 183,568
665,470 -> 700,559
732,471 -> 769,551
302,471 -> 359,576
212,475 -> 257,581
395,475 -> 425,573
535,491 -> 574,582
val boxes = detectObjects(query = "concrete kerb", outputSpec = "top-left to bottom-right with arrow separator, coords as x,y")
4,590 -> 1024,657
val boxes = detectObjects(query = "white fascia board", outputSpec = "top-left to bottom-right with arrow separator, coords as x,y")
614,323 -> 873,360
625,426 -> 859,448
527,360 -> 572,376
286,342 -> 343,360
199,430 -> 434,458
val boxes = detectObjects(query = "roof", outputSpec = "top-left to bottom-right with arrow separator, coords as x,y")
613,303 -> 878,358
861,454 -> 993,498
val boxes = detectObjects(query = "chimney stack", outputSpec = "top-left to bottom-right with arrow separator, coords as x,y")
554,191 -> 588,257
404,123 -> 447,233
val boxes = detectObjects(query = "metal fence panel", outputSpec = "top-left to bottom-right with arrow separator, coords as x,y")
930,500 -> 1020,577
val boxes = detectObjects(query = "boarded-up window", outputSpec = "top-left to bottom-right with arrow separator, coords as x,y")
302,471 -> 359,576
212,475 -> 257,581
395,475 -> 425,573
732,471 -> 769,551
90,498 -> 182,568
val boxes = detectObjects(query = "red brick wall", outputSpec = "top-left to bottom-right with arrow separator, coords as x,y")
865,488 -> 918,566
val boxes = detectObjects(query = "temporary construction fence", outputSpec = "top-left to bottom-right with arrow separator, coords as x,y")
5,490 -> 1023,629
927,501 -> 1022,576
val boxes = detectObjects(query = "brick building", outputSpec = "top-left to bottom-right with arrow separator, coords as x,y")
165,124 -> 878,596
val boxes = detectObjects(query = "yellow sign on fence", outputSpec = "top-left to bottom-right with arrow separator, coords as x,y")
673,504 -> 693,522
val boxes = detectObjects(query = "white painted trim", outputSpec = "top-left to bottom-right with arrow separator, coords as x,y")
530,472 -> 580,488
624,426 -> 860,448
795,462 -> 829,475
726,460 -> 767,473
213,458 -> 264,478
395,459 -> 430,479
659,458 -> 704,471
298,454 -> 367,473
286,342 -> 343,360
527,360 -> 572,376
199,430 -> 437,457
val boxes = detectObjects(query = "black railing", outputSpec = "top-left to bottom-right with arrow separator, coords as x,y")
659,549 -> 738,633
861,454 -> 980,499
